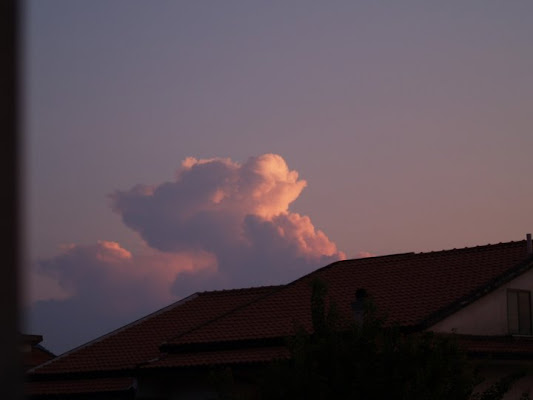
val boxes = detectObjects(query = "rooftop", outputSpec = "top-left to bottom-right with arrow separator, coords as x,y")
28,238 -> 533,380
163,240 -> 532,349
30,285 -> 280,375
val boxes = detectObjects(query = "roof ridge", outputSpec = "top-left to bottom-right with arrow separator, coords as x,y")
196,284 -> 284,295
163,239 -> 532,347
293,252 -> 416,277
414,239 -> 525,256
29,292 -> 200,374
351,252 -> 415,260
341,239 -> 524,262
161,252 -> 441,346
160,257 -> 362,346
313,241 -> 525,275
161,259 -> 364,346
34,344 -> 56,358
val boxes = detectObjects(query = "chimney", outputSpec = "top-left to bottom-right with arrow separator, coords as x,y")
527,233 -> 532,255
351,288 -> 368,323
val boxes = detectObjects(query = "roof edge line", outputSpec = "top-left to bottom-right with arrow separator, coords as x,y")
159,257 -> 343,346
161,286 -> 288,347
29,292 -> 200,373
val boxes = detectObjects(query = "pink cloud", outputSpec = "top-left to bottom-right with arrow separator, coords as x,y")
28,241 -> 216,353
36,240 -> 216,308
110,154 -> 345,289
175,154 -> 306,220
28,154 -> 345,354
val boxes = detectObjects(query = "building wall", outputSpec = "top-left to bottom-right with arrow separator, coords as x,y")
429,269 -> 533,335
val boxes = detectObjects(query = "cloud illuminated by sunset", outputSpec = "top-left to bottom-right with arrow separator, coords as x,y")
110,153 -> 344,289
29,154 -> 344,353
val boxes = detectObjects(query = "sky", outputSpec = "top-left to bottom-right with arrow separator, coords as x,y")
23,1 -> 533,354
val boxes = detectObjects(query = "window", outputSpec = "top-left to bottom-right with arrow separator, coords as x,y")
507,289 -> 532,335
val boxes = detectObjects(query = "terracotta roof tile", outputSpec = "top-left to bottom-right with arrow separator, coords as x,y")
29,285 -> 280,375
166,240 -> 532,347
24,346 -> 55,370
28,240 -> 533,377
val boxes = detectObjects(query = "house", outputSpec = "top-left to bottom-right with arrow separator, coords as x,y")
22,334 -> 55,371
26,286 -> 282,399
27,235 -> 533,399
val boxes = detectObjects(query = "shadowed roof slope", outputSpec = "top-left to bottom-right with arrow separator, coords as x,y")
29,285 -> 280,375
164,240 -> 533,348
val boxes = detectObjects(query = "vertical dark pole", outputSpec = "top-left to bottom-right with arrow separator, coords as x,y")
1,0 -> 23,398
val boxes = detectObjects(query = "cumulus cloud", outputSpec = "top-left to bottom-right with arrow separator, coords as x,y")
27,241 -> 215,354
111,154 -> 345,291
28,154 -> 345,354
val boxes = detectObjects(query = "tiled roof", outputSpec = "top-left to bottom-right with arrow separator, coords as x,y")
29,285 -> 280,376
22,333 -> 55,370
28,239 -> 533,386
24,346 -> 55,370
27,377 -> 135,396
164,240 -> 532,348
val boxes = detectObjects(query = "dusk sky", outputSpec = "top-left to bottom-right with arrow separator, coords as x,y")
24,1 -> 533,354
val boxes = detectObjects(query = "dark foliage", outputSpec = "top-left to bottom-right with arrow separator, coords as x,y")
258,278 -> 477,400
213,278 -> 530,399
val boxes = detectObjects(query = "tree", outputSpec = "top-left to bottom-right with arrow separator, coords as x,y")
214,278 -> 529,399
258,278 -> 477,400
